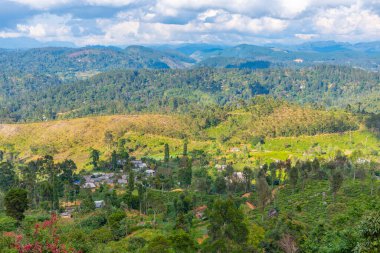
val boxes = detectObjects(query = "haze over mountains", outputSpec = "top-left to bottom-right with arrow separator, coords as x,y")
1,41 -> 380,73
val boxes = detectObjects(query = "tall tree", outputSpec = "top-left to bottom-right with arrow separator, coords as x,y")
206,198 -> 249,252
256,172 -> 271,221
128,170 -> 135,193
243,166 -> 253,192
183,140 -> 188,156
5,188 -> 28,221
164,143 -> 170,163
178,156 -> 192,188
289,165 -> 299,193
0,162 -> 16,192
214,175 -> 227,194
111,150 -> 118,171
89,148 -> 100,169
330,171 -> 344,201
104,131 -> 114,149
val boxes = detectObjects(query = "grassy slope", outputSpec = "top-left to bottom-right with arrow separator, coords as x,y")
0,114 -> 378,170
0,114 -> 210,169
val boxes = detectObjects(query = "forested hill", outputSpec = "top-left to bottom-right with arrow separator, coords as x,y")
0,65 -> 379,122
0,46 -> 195,75
1,41 -> 380,76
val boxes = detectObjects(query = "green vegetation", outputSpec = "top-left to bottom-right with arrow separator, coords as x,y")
1,65 -> 379,122
0,50 -> 379,252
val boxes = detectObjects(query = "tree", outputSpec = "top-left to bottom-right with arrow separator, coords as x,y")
117,138 -> 128,158
369,161 -> 378,196
256,173 -> 271,221
214,175 -> 227,194
111,150 -> 118,171
289,165 -> 299,193
169,230 -> 197,253
128,170 -> 135,193
243,166 -> 253,192
58,159 -> 77,183
178,156 -> 192,188
143,235 -> 172,253
206,198 -> 249,252
183,140 -> 188,156
90,148 -> 100,169
330,171 -> 344,201
164,143 -> 170,163
5,188 -> 28,221
0,150 -> 3,161
0,162 -> 16,192
355,211 -> 380,252
269,162 -> 277,188
81,191 -> 95,213
104,131 -> 114,149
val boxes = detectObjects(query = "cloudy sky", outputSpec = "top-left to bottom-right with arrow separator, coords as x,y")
0,0 -> 380,46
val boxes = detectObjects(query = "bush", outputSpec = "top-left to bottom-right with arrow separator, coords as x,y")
0,216 -> 17,232
128,237 -> 147,252
80,213 -> 107,229
89,227 -> 114,244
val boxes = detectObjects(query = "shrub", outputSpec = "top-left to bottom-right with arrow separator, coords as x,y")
80,213 -> 107,229
127,237 -> 147,252
0,216 -> 17,232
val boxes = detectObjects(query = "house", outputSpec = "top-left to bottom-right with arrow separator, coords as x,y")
94,200 -> 105,208
233,172 -> 244,181
83,182 -> 96,189
131,160 -> 148,170
145,169 -> 155,177
293,58 -> 304,63
215,164 -> 227,172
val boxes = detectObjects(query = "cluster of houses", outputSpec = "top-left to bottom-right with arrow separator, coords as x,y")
214,164 -> 244,181
81,160 -> 156,190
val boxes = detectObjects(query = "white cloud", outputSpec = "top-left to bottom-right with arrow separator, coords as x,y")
84,0 -> 136,6
314,4 -> 380,40
16,14 -> 73,40
10,0 -> 73,10
0,31 -> 22,38
3,0 -> 380,45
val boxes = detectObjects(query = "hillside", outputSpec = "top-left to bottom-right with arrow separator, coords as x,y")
1,66 -> 379,123
0,46 -> 194,76
0,114 -> 210,169
1,107 -> 378,170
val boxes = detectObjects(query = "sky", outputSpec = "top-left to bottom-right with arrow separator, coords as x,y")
0,0 -> 380,47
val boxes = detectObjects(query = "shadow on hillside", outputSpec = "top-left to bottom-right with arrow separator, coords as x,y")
365,113 -> 380,138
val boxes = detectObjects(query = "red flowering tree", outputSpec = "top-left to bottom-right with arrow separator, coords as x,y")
4,213 -> 80,253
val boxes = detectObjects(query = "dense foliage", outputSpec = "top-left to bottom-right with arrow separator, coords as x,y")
1,66 -> 379,122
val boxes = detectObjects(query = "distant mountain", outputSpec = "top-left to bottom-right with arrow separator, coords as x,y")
0,37 -> 76,49
0,41 -> 380,74
0,45 -> 195,76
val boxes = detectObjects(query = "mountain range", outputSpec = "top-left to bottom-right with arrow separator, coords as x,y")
1,41 -> 380,75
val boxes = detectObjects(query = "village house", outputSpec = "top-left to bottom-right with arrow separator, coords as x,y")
233,172 -> 244,181
215,164 -> 227,172
82,182 -> 96,189
94,200 -> 105,208
117,174 -> 128,185
145,169 -> 156,177
131,160 -> 148,169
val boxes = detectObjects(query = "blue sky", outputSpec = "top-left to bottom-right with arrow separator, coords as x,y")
0,0 -> 380,46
